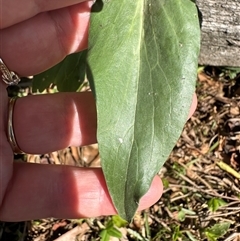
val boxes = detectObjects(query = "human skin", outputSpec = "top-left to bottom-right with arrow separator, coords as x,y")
0,0 -> 197,221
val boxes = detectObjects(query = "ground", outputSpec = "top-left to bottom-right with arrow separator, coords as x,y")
1,66 -> 240,241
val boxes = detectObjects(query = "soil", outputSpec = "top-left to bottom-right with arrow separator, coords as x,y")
1,67 -> 240,241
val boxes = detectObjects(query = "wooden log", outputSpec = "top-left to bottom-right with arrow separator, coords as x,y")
196,0 -> 240,67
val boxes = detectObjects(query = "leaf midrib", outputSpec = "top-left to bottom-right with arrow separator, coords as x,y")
123,0 -> 147,217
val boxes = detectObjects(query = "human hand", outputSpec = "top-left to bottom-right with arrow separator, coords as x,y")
0,0 -> 197,221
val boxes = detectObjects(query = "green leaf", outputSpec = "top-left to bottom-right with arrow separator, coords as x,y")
204,222 -> 231,241
87,0 -> 200,221
186,231 -> 198,241
207,198 -> 227,212
162,178 -> 169,188
177,209 -> 186,222
177,208 -> 196,222
172,225 -> 182,241
112,215 -> 128,228
107,227 -> 122,238
33,51 -> 87,92
100,230 -> 110,241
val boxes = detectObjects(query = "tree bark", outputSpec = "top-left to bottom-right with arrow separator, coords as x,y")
196,0 -> 240,67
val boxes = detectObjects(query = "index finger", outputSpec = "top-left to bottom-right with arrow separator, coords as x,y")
0,2 -> 91,76
0,0 -> 90,29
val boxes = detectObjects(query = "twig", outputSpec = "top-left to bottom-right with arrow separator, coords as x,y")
178,173 -> 217,194
168,184 -> 240,201
223,200 -> 240,208
53,223 -> 89,241
170,192 -> 193,203
224,233 -> 240,241
206,209 -> 240,219
217,161 -> 240,179
177,162 -> 215,190
208,134 -> 219,152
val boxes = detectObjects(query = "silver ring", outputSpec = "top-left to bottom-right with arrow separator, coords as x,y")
0,58 -> 21,85
8,97 -> 25,154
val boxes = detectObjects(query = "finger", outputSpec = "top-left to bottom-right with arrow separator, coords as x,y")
188,93 -> 197,119
14,92 -> 97,154
0,162 -> 163,221
0,2 -> 91,76
0,0 -> 89,28
0,81 -> 13,206
13,92 -> 198,155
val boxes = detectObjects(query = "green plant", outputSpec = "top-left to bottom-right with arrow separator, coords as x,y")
176,207 -> 196,222
33,0 -> 200,221
220,67 -> 240,79
204,222 -> 231,241
99,215 -> 128,241
207,198 -> 227,212
172,225 -> 182,241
